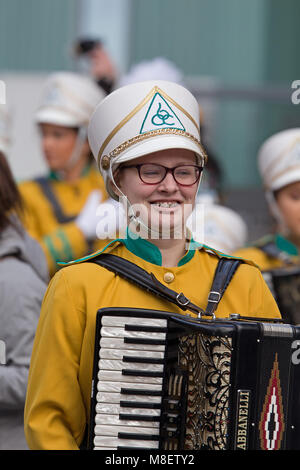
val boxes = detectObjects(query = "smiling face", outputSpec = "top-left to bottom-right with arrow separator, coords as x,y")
114,148 -> 201,238
275,181 -> 300,239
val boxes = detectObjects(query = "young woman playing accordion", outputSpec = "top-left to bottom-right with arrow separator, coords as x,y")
24,80 -> 280,450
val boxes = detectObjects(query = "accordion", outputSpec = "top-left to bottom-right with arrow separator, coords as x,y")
88,307 -> 300,451
263,265 -> 300,325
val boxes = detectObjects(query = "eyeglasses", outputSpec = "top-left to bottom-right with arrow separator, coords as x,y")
119,163 -> 203,186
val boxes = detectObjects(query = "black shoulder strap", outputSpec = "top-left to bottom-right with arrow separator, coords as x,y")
205,257 -> 242,315
35,177 -> 76,224
89,253 -> 204,316
88,253 -> 242,318
259,240 -> 293,265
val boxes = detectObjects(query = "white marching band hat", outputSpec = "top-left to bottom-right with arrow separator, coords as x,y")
258,128 -> 300,228
0,104 -> 11,156
258,128 -> 300,192
35,71 -> 106,128
88,79 -> 207,200
187,203 -> 248,254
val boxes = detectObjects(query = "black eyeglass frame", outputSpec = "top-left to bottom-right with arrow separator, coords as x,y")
119,163 -> 203,186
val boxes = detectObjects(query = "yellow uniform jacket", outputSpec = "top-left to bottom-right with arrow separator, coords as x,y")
233,233 -> 300,271
19,165 -> 108,276
24,236 -> 281,450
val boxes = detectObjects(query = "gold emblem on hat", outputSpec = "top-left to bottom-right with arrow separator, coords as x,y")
101,155 -> 111,170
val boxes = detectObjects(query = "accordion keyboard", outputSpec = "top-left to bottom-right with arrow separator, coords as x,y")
92,315 -> 168,450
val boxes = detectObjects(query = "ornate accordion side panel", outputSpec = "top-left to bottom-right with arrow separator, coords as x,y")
178,333 -> 232,450
88,308 -> 300,451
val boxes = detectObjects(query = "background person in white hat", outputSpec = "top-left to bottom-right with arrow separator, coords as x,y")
234,128 -> 300,270
0,105 -> 48,450
18,71 -> 113,277
24,80 -> 280,450
187,202 -> 248,254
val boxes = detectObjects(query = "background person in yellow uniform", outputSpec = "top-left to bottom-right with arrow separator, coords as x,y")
234,128 -> 300,270
19,71 -> 111,277
24,80 -> 281,450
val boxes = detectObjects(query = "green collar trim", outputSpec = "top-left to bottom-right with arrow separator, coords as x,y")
275,233 -> 299,256
122,230 -> 162,265
57,238 -> 123,266
121,228 -> 201,267
58,230 -> 251,269
49,164 -> 91,181
57,234 -> 199,268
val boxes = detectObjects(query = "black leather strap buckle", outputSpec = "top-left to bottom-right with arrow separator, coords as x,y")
207,291 -> 221,303
176,293 -> 190,307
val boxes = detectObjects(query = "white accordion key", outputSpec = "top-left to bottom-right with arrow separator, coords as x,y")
96,392 -> 162,404
100,337 -> 165,351
98,370 -> 163,384
94,424 -> 159,437
97,380 -> 162,393
98,359 -> 164,373
95,403 -> 161,416
101,316 -> 167,327
99,348 -> 164,360
95,414 -> 159,428
100,326 -> 166,341
93,436 -> 159,449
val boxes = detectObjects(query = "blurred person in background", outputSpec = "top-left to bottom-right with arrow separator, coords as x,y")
187,202 -> 248,254
234,129 -> 300,269
195,124 -> 224,205
74,37 -> 118,95
0,104 -> 48,450
18,71 -> 115,277
117,56 -> 184,88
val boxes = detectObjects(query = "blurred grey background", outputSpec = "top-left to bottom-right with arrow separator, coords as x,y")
0,0 -> 299,242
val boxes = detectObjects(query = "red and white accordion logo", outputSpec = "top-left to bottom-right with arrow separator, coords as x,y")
259,354 -> 285,450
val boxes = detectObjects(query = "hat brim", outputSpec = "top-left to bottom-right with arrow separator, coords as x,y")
270,168 -> 300,192
111,134 -> 205,168
35,108 -> 84,128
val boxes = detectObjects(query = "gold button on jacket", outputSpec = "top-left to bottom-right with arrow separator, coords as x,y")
164,271 -> 175,283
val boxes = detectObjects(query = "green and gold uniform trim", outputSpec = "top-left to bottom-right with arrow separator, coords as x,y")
254,233 -> 299,258
44,228 -> 74,265
59,227 -> 256,269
